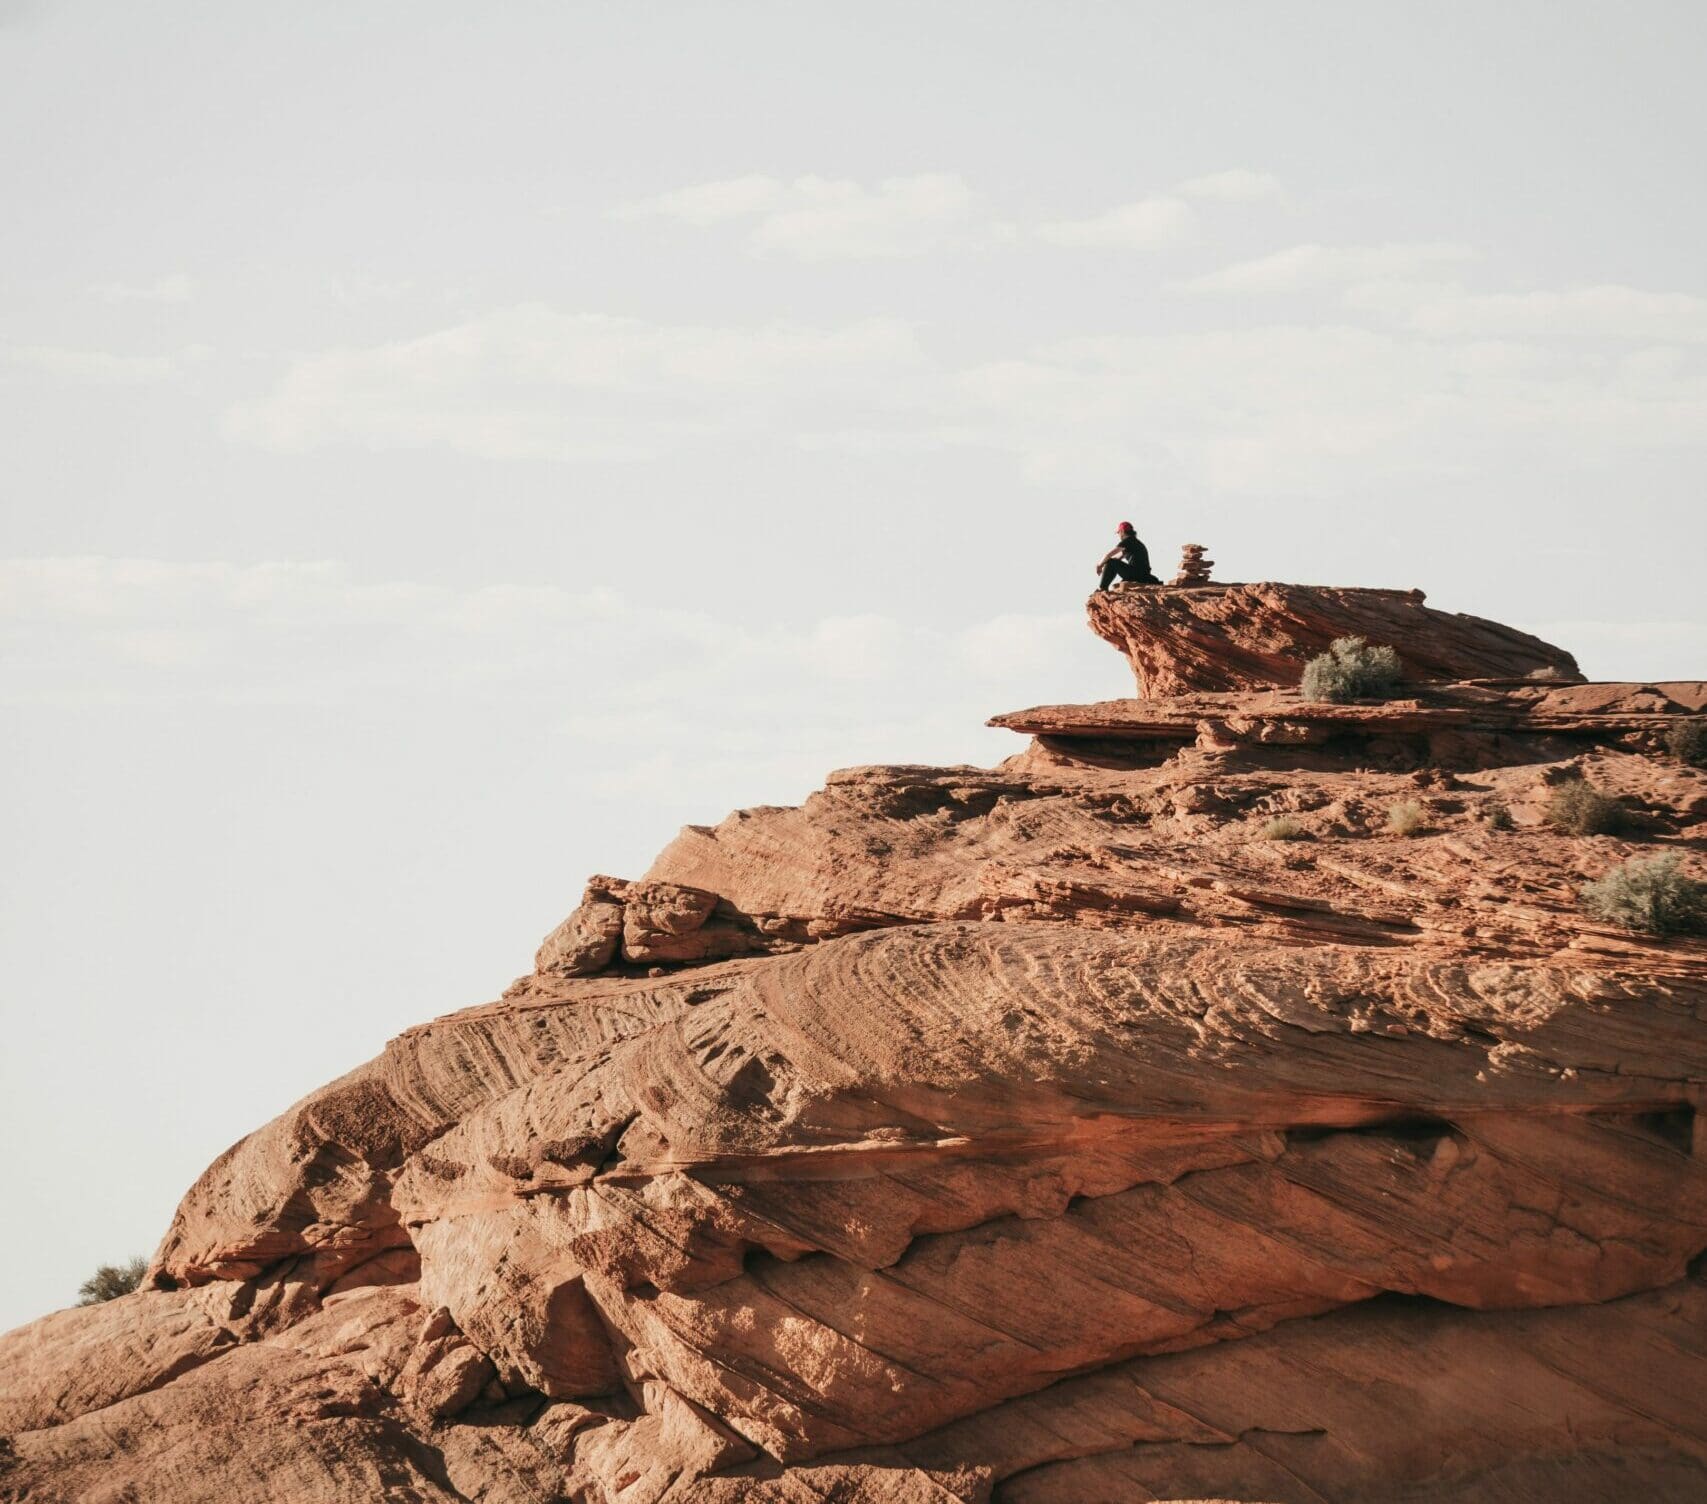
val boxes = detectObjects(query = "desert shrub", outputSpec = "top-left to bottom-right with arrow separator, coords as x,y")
78,1256 -> 148,1306
1300,637 -> 1403,703
1665,719 -> 1707,768
1386,800 -> 1427,836
1580,854 -> 1707,936
1259,815 -> 1307,841
1546,779 -> 1625,836
1484,802 -> 1514,831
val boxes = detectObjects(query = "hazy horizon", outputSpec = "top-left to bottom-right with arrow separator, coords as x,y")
3,0 -> 1705,1332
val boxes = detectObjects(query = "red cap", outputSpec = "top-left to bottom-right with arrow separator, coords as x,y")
1117,520 -> 1134,531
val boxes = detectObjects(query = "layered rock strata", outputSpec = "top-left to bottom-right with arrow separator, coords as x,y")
1089,582 -> 1582,696
2,585 -> 1704,1504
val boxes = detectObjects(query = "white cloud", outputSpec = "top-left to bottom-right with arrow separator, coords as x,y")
613,171 -> 1287,258
3,343 -> 177,383
0,557 -> 438,629
610,174 -> 783,226
1032,170 -> 1284,251
933,319 -> 1707,490
0,560 -> 1116,742
329,274 -> 421,306
1183,241 -> 1475,293
92,273 -> 196,304
954,611 -> 1088,679
611,173 -> 977,259
1176,169 -> 1286,203
751,173 -> 976,260
1349,281 -> 1707,344
225,306 -> 929,459
803,614 -> 911,680
942,325 -> 1445,488
222,285 -> 1707,494
1034,195 -> 1196,250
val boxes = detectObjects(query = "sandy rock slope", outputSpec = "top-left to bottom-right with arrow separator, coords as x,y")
3,585 -> 1705,1504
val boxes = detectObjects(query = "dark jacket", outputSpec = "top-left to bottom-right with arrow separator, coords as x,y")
1118,533 -> 1159,582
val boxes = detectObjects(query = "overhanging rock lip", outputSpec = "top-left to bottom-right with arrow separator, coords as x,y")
989,682 -> 1707,740
1086,581 -> 1583,698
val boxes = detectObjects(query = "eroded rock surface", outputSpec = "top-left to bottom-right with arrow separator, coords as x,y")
1089,583 -> 1581,696
3,590 -> 1704,1504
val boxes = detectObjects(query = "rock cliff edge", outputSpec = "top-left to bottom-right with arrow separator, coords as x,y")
2,583 -> 1705,1504
1089,582 -> 1581,697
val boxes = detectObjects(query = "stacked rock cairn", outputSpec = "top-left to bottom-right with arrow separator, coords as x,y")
1172,542 -> 1214,586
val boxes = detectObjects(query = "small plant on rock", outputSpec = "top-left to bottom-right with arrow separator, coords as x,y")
1580,854 -> 1707,936
1259,815 -> 1307,841
1546,779 -> 1625,836
1386,800 -> 1427,837
1300,636 -> 1403,703
78,1256 -> 148,1306
1484,802 -> 1514,831
1665,720 -> 1707,768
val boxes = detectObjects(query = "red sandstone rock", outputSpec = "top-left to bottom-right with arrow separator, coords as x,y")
1089,582 -> 1582,696
536,879 -> 625,974
2,592 -> 1704,1504
539,875 -> 766,975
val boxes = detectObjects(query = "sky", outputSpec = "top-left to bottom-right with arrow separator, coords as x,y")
2,0 -> 1705,1332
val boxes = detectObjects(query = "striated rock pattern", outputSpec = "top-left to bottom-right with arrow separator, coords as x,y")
3,587 -> 1705,1504
1089,582 -> 1582,696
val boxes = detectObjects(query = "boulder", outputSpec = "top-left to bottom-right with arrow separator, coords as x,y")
1089,582 -> 1581,696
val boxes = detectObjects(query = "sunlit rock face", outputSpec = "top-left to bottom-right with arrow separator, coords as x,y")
3,587 -> 1705,1504
1088,581 -> 1581,696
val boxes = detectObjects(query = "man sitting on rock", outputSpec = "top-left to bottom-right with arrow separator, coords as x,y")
1096,521 -> 1161,592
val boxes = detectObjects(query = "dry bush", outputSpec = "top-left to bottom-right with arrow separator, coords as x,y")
1546,779 -> 1625,836
1300,637 -> 1403,703
1484,802 -> 1514,831
1580,854 -> 1707,936
1258,815 -> 1308,841
78,1256 -> 148,1306
1386,800 -> 1427,837
1665,720 -> 1707,768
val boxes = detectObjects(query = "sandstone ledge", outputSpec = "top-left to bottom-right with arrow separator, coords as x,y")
991,680 -> 1707,748
1089,583 -> 1582,697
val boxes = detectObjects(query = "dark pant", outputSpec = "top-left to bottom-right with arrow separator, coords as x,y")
1099,558 -> 1156,590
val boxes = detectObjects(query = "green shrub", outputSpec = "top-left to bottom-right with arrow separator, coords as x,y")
1484,802 -> 1514,831
1665,720 -> 1707,768
1259,815 -> 1307,841
1580,854 -> 1707,936
1300,637 -> 1403,703
78,1256 -> 148,1306
1386,800 -> 1427,837
1546,779 -> 1625,836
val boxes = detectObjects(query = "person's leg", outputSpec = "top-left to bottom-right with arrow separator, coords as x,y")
1099,558 -> 1139,591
